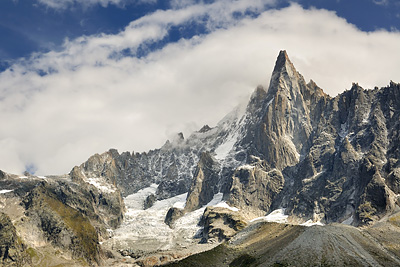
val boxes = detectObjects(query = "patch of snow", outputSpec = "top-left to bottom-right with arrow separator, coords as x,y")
19,176 -> 28,179
266,97 -> 275,107
238,164 -> 255,170
0,189 -> 13,194
214,131 -> 240,160
347,132 -> 355,141
87,177 -> 117,194
124,183 -> 159,211
282,135 -> 300,160
356,151 -> 365,160
213,201 -> 239,211
302,171 -> 325,184
173,201 -> 186,209
362,110 -> 370,124
342,215 -> 354,225
300,220 -> 324,227
250,209 -> 288,224
206,192 -> 224,206
37,176 -> 47,179
205,192 -> 240,212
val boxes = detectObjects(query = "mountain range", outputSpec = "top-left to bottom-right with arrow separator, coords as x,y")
1,51 -> 400,266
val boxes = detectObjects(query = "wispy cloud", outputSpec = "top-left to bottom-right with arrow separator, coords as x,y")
372,0 -> 389,6
36,0 -> 156,9
1,2 -> 400,175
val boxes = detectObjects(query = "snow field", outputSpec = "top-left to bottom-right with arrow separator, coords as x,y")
109,187 -> 238,252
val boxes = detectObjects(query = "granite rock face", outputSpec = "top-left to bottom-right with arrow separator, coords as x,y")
184,152 -> 221,212
226,163 -> 284,218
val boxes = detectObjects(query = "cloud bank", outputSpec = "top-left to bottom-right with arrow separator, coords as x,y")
1,1 -> 400,175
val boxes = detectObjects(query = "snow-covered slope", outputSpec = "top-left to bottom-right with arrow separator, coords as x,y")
104,185 -> 237,253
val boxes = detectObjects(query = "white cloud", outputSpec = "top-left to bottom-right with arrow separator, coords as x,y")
372,0 -> 389,6
36,0 -> 155,9
1,2 -> 400,175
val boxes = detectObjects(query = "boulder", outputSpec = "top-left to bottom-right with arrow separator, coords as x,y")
200,207 -> 247,243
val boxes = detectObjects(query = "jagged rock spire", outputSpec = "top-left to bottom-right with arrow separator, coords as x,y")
267,50 -> 303,98
243,51 -> 316,170
272,50 -> 294,74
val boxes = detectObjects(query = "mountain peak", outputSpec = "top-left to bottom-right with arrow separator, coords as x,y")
272,50 -> 296,75
273,50 -> 289,70
267,50 -> 302,98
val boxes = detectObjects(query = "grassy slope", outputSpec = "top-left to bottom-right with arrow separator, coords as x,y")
166,220 -> 400,267
42,192 -> 99,264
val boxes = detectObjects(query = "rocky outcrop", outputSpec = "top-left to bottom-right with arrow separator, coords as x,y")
0,212 -> 30,266
0,170 -> 128,266
22,183 -> 102,265
184,152 -> 220,212
164,207 -> 185,227
0,170 -> 6,179
156,179 -> 188,201
200,207 -> 247,243
49,178 -> 124,230
144,193 -> 156,209
226,163 -> 284,218
235,52 -> 327,173
164,152 -> 221,226
278,79 -> 400,224
387,168 -> 400,194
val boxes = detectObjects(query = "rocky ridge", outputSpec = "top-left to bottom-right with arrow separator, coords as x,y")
0,170 -> 125,266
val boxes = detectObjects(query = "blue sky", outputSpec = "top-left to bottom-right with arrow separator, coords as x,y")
0,0 -> 400,175
1,0 -> 399,69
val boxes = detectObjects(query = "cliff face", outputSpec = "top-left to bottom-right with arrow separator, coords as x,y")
275,78 -> 400,225
184,152 -> 220,212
